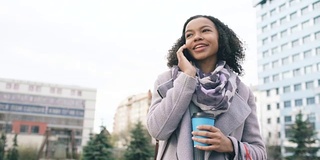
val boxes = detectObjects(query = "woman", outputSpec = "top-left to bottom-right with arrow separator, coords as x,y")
147,15 -> 267,160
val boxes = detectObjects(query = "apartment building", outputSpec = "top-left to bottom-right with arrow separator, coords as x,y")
253,0 -> 320,156
113,91 -> 151,148
0,77 -> 96,154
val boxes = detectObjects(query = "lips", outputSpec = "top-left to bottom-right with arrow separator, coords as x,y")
193,43 -> 208,50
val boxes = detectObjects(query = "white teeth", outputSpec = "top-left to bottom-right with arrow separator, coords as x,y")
195,45 -> 206,49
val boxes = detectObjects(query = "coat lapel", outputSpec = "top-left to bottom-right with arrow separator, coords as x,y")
214,93 -> 251,135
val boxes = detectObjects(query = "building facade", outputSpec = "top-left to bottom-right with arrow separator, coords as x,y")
113,91 -> 151,148
253,0 -> 320,157
0,77 -> 96,154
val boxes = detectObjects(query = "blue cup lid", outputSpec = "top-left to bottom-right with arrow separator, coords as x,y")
192,112 -> 215,119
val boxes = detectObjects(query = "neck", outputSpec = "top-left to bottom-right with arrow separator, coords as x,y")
196,59 -> 218,74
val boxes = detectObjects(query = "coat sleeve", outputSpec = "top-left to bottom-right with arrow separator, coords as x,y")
229,89 -> 267,160
146,72 -> 197,140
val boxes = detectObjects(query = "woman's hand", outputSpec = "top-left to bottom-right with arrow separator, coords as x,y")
191,125 -> 234,153
176,45 -> 196,77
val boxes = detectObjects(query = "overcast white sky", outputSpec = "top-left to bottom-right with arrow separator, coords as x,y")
0,0 -> 258,133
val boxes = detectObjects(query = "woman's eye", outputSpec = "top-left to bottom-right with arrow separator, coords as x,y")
203,29 -> 210,32
185,34 -> 192,38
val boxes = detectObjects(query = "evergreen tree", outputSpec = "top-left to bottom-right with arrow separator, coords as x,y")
0,132 -> 6,160
287,111 -> 320,159
124,121 -> 153,160
82,126 -> 113,160
7,134 -> 19,160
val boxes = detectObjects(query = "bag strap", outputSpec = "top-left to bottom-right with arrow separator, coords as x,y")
154,139 -> 159,160
244,144 -> 252,160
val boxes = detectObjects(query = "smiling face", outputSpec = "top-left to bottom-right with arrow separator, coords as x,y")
184,17 -> 219,66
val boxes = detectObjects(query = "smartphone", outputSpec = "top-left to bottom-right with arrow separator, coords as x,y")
183,48 -> 193,61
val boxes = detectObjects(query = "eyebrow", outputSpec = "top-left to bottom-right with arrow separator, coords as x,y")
185,25 -> 213,33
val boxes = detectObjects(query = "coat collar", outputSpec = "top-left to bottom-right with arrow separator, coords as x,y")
214,93 -> 251,135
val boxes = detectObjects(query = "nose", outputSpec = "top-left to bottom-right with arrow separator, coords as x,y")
193,33 -> 203,41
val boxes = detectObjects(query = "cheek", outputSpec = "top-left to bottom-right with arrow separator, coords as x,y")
185,40 -> 192,50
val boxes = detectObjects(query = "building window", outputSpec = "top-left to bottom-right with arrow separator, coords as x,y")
275,88 -> 279,95
267,118 -> 271,124
282,57 -> 289,65
291,39 -> 299,47
301,6 -> 309,15
290,12 -> 297,20
285,127 -> 293,138
271,34 -> 277,41
262,25 -> 268,32
262,50 -> 269,57
262,38 -> 268,45
77,90 -> 82,96
13,83 -> 19,90
272,47 -> 278,54
261,13 -> 267,21
278,132 -> 281,138
302,35 -> 311,44
264,77 -> 270,83
267,104 -> 271,110
289,0 -> 296,6
292,53 -> 300,62
50,87 -> 56,93
29,85 -> 34,91
281,43 -> 288,51
280,30 -> 288,38
306,81 -> 314,89
317,47 -> 320,55
295,99 -> 303,106
308,113 -> 316,122
294,83 -> 302,91
280,17 -> 287,24
315,31 -> 320,40
266,90 -> 270,97
304,65 -> 312,74
277,103 -> 280,109
291,25 -> 299,33
268,132 -> 271,138
20,125 -> 29,133
270,9 -> 276,16
284,101 -> 291,108
313,1 -> 320,10
307,97 -> 315,105
314,16 -> 320,25
304,65 -> 313,74
318,79 -> 320,86
271,21 -> 277,29
273,74 -> 280,82
285,116 -> 292,122
31,126 -> 39,134
318,63 -> 320,71
279,3 -> 286,12
293,68 -> 301,76
6,83 -> 12,89
263,63 -> 269,71
303,50 -> 312,58
302,20 -> 310,29
283,86 -> 291,93
272,60 -> 279,68
277,117 -> 280,123
282,71 -> 291,79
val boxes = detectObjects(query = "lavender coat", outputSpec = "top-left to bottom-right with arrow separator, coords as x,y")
147,70 -> 267,160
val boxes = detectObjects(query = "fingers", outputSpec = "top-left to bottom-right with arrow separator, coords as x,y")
192,126 -> 228,152
176,44 -> 187,61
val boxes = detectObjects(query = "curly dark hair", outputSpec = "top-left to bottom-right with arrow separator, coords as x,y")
167,15 -> 245,75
